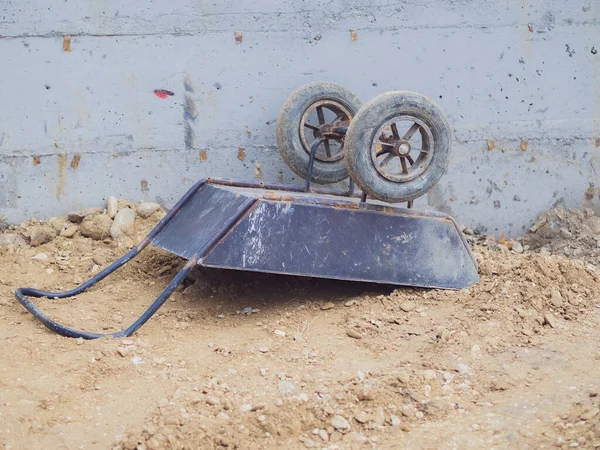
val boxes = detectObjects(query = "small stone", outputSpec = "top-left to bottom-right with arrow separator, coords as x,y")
456,362 -> 471,375
580,408 -> 599,420
111,208 -> 136,239
512,241 -> 524,253
318,429 -> 328,442
491,379 -> 510,391
274,399 -> 283,407
425,398 -> 449,419
401,405 -> 414,417
274,330 -> 286,337
80,214 -> 113,240
400,301 -> 416,312
32,253 -> 48,260
343,432 -> 367,444
544,313 -> 558,328
131,356 -> 143,365
278,380 -> 295,396
0,233 -> 28,247
397,371 -> 411,384
259,347 -> 269,353
136,202 -> 162,219
354,412 -> 373,424
48,217 -> 68,232
29,226 -> 56,247
117,347 -> 132,357
344,300 -> 356,307
463,228 -> 474,235
241,306 -> 253,314
346,329 -> 362,339
75,337 -> 85,345
321,302 -> 335,310
240,404 -> 252,412
390,414 -> 401,426
550,289 -> 563,308
92,255 -> 106,266
60,225 -> 78,238
330,431 -> 342,443
206,395 -> 220,406
107,196 -> 118,219
302,438 -> 316,448
415,411 -> 424,419
68,207 -> 102,223
216,412 -> 229,420
555,436 -> 565,446
260,368 -> 267,377
330,415 -> 351,431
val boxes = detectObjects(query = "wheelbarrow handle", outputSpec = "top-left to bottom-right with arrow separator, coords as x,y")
14,180 -> 258,340
15,257 -> 198,339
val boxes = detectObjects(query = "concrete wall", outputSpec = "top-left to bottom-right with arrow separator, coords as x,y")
0,0 -> 598,236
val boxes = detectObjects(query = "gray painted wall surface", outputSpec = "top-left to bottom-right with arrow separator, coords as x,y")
1,0 -> 599,236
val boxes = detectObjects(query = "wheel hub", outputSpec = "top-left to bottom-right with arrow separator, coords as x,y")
396,141 -> 411,157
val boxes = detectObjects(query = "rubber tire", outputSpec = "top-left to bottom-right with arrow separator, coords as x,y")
344,91 -> 452,203
276,82 -> 362,184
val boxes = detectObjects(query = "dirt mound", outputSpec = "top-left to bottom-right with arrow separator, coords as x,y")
522,207 -> 600,264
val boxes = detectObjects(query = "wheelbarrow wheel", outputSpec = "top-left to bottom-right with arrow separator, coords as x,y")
276,82 -> 362,184
344,91 -> 452,203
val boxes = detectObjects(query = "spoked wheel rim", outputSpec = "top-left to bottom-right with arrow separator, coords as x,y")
371,115 -> 434,183
299,100 -> 353,163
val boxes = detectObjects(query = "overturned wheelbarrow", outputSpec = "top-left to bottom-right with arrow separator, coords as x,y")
15,82 -> 479,339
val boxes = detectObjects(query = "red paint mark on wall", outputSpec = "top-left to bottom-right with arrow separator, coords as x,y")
153,89 -> 174,99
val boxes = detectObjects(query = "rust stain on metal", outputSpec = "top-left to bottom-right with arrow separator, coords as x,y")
235,31 -> 243,43
350,29 -> 358,41
141,179 -> 149,192
237,147 -> 245,161
521,140 -> 528,151
56,154 -> 68,200
487,139 -> 495,151
33,156 -> 40,166
71,154 -> 81,169
200,150 -> 207,162
63,35 -> 71,52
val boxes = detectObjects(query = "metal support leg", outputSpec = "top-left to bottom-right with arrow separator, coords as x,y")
305,138 -> 324,193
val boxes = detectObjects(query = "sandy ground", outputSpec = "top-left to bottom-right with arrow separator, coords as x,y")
1,206 -> 600,450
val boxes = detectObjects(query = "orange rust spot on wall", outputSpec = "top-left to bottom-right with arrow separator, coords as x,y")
33,156 -> 41,166
350,29 -> 358,41
200,150 -> 207,162
63,35 -> 71,52
487,139 -> 495,151
234,31 -> 243,43
237,147 -> 245,161
521,140 -> 528,151
71,154 -> 81,169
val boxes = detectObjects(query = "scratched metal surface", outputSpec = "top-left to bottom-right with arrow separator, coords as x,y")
150,184 -> 252,259
151,184 -> 479,289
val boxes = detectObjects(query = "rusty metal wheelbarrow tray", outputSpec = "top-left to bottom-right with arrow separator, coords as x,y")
15,178 -> 479,340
